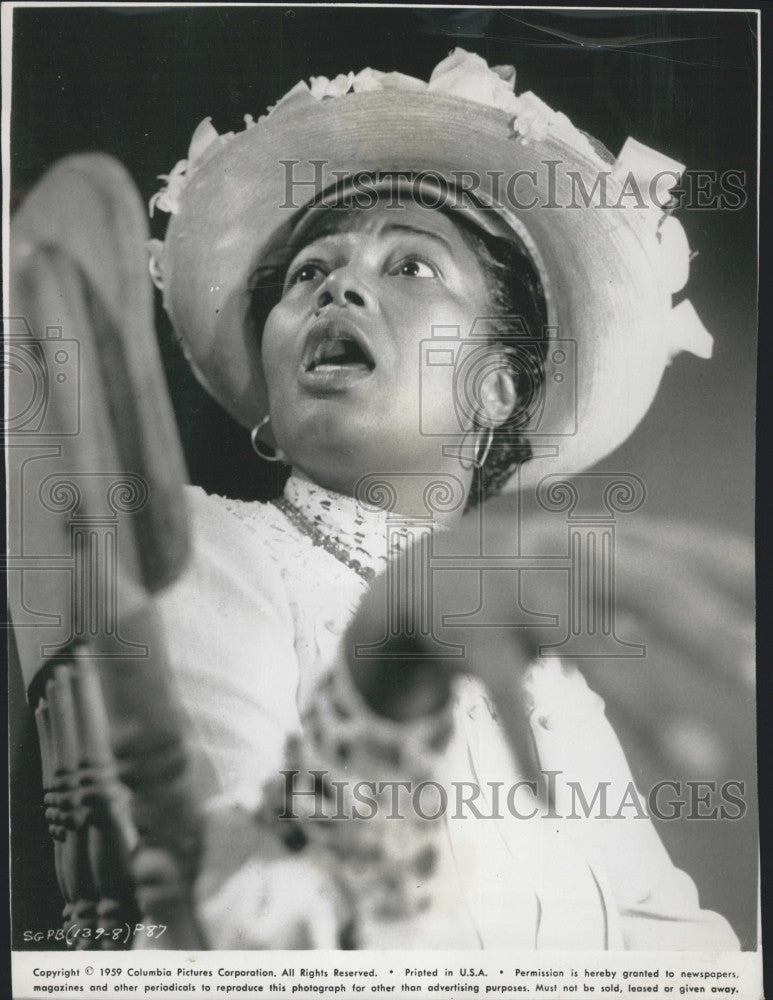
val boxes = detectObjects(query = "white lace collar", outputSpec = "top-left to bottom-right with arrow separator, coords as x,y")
282,473 -> 392,578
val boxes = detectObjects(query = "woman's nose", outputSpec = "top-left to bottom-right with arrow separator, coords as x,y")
315,268 -> 375,312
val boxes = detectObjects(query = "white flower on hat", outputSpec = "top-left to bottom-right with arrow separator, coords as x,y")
260,79 -> 317,122
351,67 -> 384,94
310,72 -> 355,100
509,105 -> 550,145
426,50 -> 600,163
428,47 -> 520,114
149,158 -> 188,217
149,116 -> 235,216
187,116 -> 220,163
352,67 -> 427,93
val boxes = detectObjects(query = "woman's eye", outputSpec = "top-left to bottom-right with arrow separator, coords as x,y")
288,262 -> 324,287
392,258 -> 436,278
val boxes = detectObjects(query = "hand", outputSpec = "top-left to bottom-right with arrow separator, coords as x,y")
195,807 -> 352,950
344,508 -> 754,779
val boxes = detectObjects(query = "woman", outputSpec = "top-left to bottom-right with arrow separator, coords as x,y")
147,49 -> 739,950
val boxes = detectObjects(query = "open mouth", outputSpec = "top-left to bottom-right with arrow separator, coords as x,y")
306,337 -> 375,372
301,320 -> 376,376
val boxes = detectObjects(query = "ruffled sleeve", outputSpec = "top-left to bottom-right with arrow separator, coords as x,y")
154,486 -> 300,813
153,487 -> 354,948
153,486 -> 459,948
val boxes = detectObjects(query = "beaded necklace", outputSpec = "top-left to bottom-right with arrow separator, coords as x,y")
271,496 -> 378,584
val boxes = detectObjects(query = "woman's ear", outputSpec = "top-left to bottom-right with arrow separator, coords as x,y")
477,366 -> 518,428
147,239 -> 165,291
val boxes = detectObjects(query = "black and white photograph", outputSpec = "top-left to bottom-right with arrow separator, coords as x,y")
4,4 -> 761,996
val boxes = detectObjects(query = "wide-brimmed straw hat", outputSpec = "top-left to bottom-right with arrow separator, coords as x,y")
148,48 -> 713,490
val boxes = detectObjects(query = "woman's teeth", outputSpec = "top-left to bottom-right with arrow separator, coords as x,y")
307,337 -> 373,371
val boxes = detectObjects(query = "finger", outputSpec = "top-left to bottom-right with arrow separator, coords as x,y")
437,619 -> 542,781
347,567 -> 542,778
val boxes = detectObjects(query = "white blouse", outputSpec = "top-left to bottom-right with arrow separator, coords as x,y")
153,474 -> 739,951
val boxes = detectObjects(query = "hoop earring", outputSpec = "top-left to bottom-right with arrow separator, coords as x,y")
472,426 -> 494,469
250,415 -> 284,463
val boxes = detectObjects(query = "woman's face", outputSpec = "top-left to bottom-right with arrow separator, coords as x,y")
261,199 -> 514,502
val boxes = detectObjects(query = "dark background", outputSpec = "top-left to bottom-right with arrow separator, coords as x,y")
9,7 -> 759,951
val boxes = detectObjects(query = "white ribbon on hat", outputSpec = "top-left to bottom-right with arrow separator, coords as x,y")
611,136 -> 712,362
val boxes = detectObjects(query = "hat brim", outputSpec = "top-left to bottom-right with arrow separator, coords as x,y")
160,90 -> 673,489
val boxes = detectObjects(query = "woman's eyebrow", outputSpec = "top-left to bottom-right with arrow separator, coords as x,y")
290,222 -> 455,257
382,223 -> 453,253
